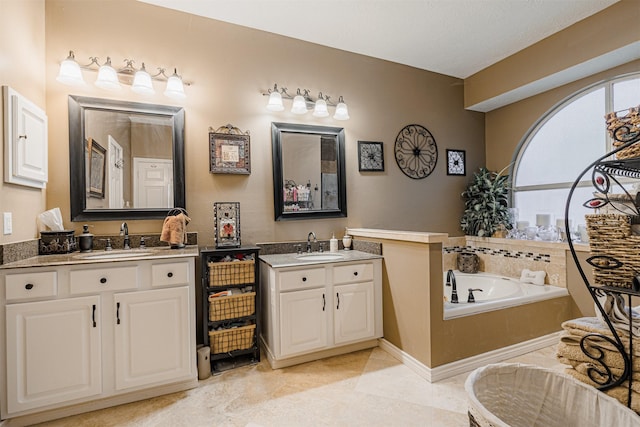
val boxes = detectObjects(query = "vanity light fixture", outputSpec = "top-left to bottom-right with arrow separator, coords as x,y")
262,83 -> 350,120
56,51 -> 189,100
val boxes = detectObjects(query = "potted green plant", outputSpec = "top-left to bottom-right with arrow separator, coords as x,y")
460,166 -> 512,237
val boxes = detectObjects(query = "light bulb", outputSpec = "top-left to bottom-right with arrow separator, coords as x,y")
291,94 -> 307,114
56,51 -> 85,86
266,91 -> 285,111
94,57 -> 121,91
131,63 -> 155,95
164,69 -> 186,100
333,97 -> 350,120
313,98 -> 329,117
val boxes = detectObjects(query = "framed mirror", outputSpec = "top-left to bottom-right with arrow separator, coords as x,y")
69,96 -> 185,221
272,122 -> 347,220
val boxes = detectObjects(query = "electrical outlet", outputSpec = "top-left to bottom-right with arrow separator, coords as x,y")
3,212 -> 12,235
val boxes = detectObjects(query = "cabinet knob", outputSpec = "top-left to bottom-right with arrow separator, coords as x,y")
302,277 -> 307,282
353,271 -> 358,276
167,272 -> 174,278
25,283 -> 34,290
100,277 -> 107,284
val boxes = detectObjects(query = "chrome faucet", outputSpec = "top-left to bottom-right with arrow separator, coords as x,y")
306,231 -> 317,253
446,269 -> 458,303
120,222 -> 130,250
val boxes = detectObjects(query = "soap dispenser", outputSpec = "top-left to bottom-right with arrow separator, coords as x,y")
330,233 -> 338,252
78,224 -> 94,252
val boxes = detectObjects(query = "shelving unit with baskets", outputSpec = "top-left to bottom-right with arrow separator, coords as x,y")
565,113 -> 640,410
200,246 -> 260,372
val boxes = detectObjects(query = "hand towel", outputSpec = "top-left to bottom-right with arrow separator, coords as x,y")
559,358 -> 640,388
596,293 -> 640,337
519,268 -> 546,285
160,212 -> 191,246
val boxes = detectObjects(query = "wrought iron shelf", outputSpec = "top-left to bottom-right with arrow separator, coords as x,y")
565,125 -> 640,409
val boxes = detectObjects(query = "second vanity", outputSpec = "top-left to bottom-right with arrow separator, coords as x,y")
0,246 -> 198,425
259,250 -> 383,369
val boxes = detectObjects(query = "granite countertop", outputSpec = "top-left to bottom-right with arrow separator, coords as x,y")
259,249 -> 382,268
0,245 -> 199,269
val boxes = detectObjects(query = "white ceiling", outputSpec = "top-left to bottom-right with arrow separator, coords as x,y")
139,0 -> 619,79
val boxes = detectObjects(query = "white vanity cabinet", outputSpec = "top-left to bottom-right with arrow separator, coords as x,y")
6,295 -> 102,413
260,256 -> 382,369
0,254 -> 197,424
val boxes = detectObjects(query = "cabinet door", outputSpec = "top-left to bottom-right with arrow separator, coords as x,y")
334,282 -> 375,345
3,86 -> 48,188
114,287 -> 192,390
5,296 -> 101,414
280,288 -> 328,357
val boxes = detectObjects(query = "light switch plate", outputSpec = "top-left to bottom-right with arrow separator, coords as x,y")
3,212 -> 12,235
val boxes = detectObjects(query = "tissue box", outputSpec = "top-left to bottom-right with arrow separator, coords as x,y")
39,230 -> 76,255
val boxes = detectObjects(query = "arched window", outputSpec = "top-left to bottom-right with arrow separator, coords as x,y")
512,73 -> 640,232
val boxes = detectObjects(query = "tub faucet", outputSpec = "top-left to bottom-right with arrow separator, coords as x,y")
120,222 -> 130,250
306,231 -> 317,253
446,269 -> 458,303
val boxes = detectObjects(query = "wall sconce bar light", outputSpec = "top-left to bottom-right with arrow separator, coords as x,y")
57,51 -> 190,100
262,83 -> 350,120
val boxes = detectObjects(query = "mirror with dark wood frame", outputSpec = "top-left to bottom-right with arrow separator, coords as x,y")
271,122 -> 347,221
69,96 -> 185,221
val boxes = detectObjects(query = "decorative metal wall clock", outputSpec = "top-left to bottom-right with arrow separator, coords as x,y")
394,124 -> 437,179
446,149 -> 466,176
358,141 -> 384,171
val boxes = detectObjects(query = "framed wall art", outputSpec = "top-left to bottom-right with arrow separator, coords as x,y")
358,141 -> 384,172
214,202 -> 241,248
446,149 -> 466,176
209,124 -> 251,174
87,138 -> 106,198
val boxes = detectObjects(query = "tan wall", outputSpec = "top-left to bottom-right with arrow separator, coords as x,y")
43,0 -> 485,245
465,0 -> 640,110
0,0 -> 47,243
484,59 -> 640,172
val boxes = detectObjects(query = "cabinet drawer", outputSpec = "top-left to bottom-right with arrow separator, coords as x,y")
333,263 -> 373,284
70,266 -> 139,294
5,271 -> 57,301
279,267 -> 325,291
151,261 -> 190,287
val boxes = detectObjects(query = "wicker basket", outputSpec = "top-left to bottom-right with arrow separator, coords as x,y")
605,106 -> 640,159
465,363 -> 639,427
208,259 -> 255,287
208,292 -> 256,322
208,324 -> 256,354
585,213 -> 640,288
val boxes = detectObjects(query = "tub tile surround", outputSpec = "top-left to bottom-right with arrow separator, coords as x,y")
443,236 -> 589,287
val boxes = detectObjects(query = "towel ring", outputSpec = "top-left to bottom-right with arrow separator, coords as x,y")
167,207 -> 188,217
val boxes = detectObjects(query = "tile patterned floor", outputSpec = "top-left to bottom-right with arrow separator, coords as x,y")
34,345 -> 565,427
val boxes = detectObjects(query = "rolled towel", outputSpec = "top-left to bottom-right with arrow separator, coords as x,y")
596,293 -> 640,337
160,212 -> 191,246
519,268 -> 546,285
565,367 -> 640,413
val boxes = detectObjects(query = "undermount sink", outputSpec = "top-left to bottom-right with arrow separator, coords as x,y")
77,251 -> 154,260
295,253 -> 345,261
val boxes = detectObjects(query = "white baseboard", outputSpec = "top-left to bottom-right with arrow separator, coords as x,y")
378,331 -> 561,382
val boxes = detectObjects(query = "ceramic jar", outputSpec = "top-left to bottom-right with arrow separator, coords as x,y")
457,252 -> 479,274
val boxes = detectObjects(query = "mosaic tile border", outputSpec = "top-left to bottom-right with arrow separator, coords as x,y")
443,245 -> 551,263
